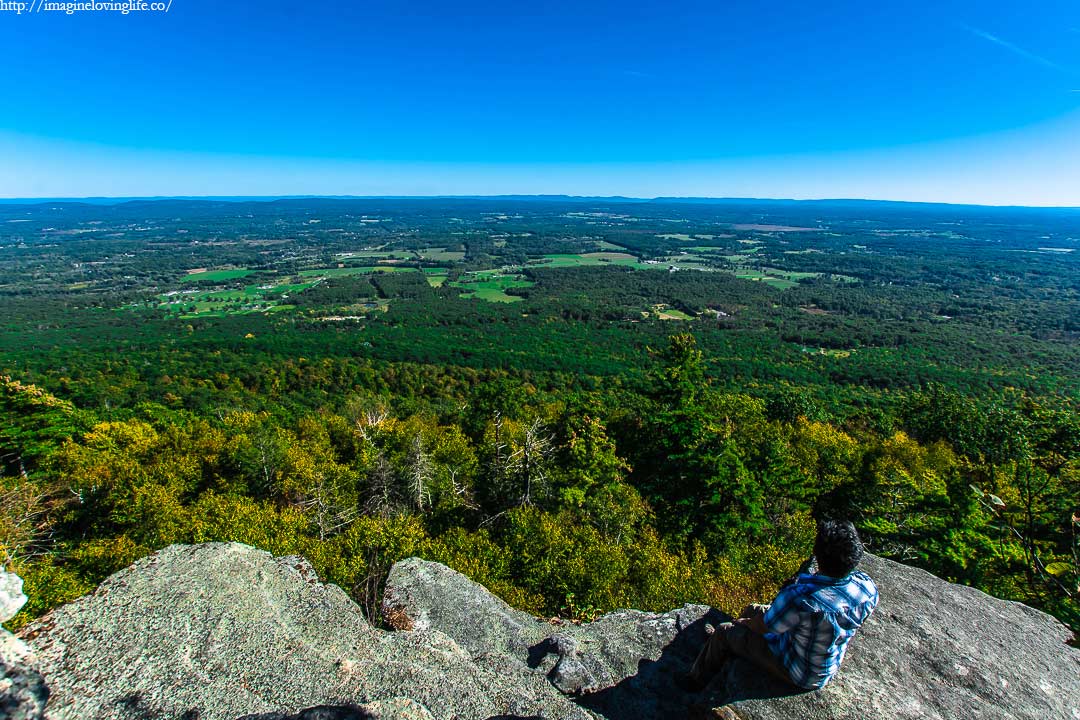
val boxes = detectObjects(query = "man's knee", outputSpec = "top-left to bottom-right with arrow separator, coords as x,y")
701,621 -> 740,659
719,621 -> 752,655
690,621 -> 738,681
711,622 -> 737,646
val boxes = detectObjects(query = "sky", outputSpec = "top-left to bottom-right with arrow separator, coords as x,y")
1,0 -> 1078,204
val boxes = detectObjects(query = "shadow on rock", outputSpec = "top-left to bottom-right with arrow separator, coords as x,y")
237,706 -> 374,720
114,693 -> 200,720
526,638 -> 554,670
554,610 -> 807,720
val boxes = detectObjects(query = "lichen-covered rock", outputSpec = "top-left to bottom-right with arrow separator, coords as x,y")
20,543 -> 590,720
382,556 -> 548,656
547,636 -> 596,695
18,543 -> 1080,720
1,628 -> 49,720
385,554 -> 1080,720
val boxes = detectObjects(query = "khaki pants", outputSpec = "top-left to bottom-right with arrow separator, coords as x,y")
688,604 -> 794,686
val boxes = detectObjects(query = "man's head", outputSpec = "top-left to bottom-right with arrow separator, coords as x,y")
814,520 -> 864,577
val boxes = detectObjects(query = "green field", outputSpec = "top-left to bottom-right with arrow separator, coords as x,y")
664,253 -> 711,264
529,253 -> 650,269
299,266 -> 415,278
467,268 -> 520,278
652,304 -> 694,321
583,252 -> 638,261
423,268 -> 450,287
761,268 -> 821,280
731,270 -> 798,289
337,250 -> 417,260
181,268 -> 253,283
159,280 -> 317,317
736,267 -> 856,288
659,233 -> 727,242
419,247 -> 467,262
451,272 -> 534,302
530,252 -> 722,272
273,282 -> 318,295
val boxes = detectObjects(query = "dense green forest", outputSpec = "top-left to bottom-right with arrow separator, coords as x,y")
0,198 -> 1076,634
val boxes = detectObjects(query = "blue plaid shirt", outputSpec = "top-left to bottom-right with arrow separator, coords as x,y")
763,570 -> 878,689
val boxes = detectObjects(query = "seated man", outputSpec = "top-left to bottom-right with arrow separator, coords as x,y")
682,519 -> 879,692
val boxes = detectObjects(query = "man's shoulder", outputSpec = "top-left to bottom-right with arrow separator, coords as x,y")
780,573 -> 823,599
801,570 -> 878,608
770,575 -> 819,613
845,570 -> 879,606
849,569 -> 877,591
780,570 -> 877,608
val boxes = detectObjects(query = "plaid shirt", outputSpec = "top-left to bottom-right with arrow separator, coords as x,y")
763,569 -> 878,689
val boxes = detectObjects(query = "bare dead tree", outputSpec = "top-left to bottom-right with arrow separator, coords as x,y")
448,467 -> 479,511
355,407 -> 390,444
406,433 -> 433,513
482,416 -> 554,525
1,478 -> 59,566
489,412 -> 509,478
249,425 -> 284,496
296,471 -> 359,541
363,454 -> 403,518
512,417 -> 554,507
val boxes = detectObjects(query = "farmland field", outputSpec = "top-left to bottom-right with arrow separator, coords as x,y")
423,269 -> 450,287
181,268 -> 253,282
419,247 -> 467,262
337,250 -> 417,260
529,253 -> 651,269
157,280 -> 316,317
451,273 -> 534,302
299,266 -> 416,278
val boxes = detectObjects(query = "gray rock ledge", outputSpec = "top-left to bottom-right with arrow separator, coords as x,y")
15,542 -> 1080,720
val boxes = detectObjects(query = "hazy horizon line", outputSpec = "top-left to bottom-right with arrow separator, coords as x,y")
1,194 -> 1079,211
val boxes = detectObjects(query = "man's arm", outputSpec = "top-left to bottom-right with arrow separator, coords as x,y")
748,578 -> 808,637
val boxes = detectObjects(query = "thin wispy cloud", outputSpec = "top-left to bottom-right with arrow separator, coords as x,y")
962,24 -> 1063,71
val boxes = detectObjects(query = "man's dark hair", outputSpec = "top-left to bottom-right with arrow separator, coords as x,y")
814,520 -> 864,577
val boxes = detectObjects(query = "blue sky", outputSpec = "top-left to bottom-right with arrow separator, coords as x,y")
1,0 -> 1078,204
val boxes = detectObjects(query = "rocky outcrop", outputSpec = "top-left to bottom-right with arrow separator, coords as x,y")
1,628 -> 49,720
14,542 -> 1080,720
0,568 -> 44,719
382,556 -> 725,711
383,553 -> 1080,720
19,543 -> 589,720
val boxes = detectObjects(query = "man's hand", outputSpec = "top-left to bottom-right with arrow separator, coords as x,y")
735,612 -> 767,635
